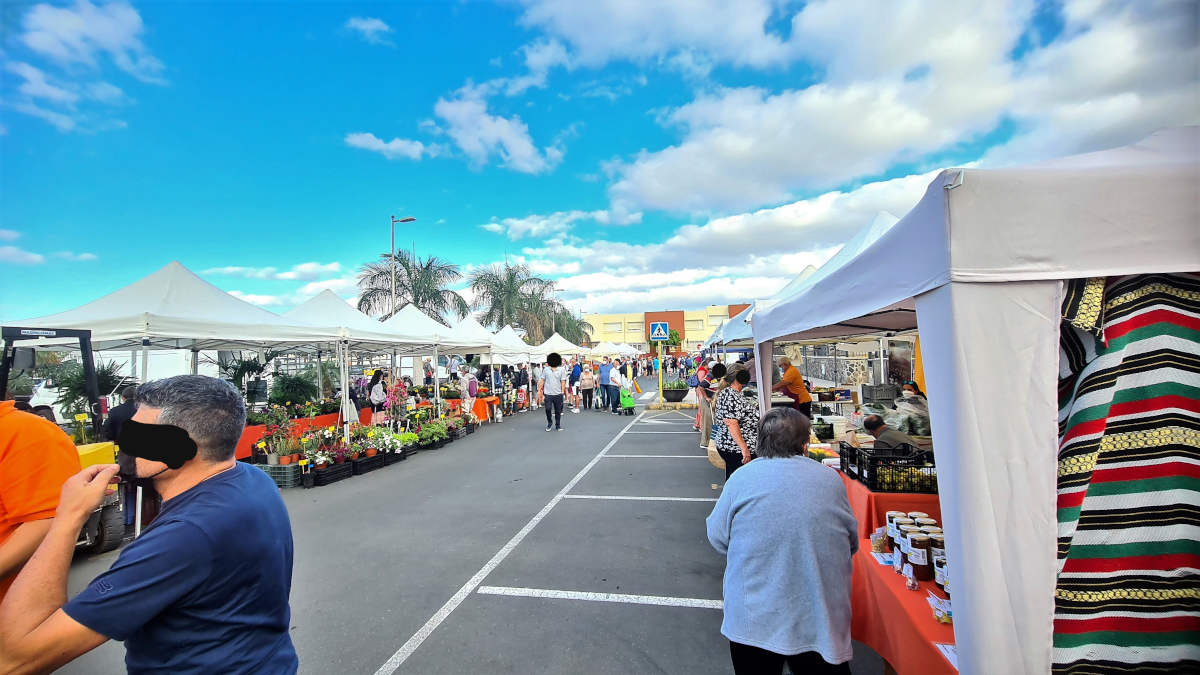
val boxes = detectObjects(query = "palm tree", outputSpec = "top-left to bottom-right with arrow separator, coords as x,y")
357,251 -> 469,321
469,262 -> 593,344
468,263 -> 554,332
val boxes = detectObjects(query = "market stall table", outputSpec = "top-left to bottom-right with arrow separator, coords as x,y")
839,470 -> 941,540
473,396 -> 500,422
851,543 -> 956,674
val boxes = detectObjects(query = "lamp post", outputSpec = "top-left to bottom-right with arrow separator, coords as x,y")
390,216 -> 416,319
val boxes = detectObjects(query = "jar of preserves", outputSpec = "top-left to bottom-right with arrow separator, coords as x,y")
930,533 -> 946,559
914,517 -> 938,529
934,555 -> 947,592
907,511 -> 930,520
884,512 -> 907,551
898,524 -> 922,568
890,518 -> 915,552
907,534 -> 933,581
920,526 -> 943,536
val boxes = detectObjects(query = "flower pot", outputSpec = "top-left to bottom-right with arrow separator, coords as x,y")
349,452 -> 361,461
279,455 -> 293,465
663,389 -> 688,403
315,462 -> 328,470
291,453 -> 301,463
267,452 -> 280,465
365,448 -> 378,457
334,456 -> 345,464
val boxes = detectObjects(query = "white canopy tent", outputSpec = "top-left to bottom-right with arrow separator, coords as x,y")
589,341 -> 623,356
484,325 -> 534,366
382,304 -> 454,346
616,343 -> 640,356
751,128 -> 1200,675
531,332 -> 588,358
10,261 -> 330,352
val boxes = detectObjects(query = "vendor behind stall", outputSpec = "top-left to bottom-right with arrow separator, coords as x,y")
772,357 -> 812,418
863,415 -> 918,450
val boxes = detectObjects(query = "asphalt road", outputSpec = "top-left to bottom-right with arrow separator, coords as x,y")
62,378 -> 883,674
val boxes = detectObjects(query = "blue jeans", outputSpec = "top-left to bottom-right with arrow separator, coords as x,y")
608,384 -> 621,412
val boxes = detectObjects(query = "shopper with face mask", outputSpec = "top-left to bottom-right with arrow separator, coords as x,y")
0,375 -> 298,674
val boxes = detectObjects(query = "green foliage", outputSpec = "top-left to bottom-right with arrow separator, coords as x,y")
468,262 -> 592,344
268,372 -> 318,406
301,359 -> 341,398
357,250 -> 469,320
663,379 -> 690,390
53,360 -> 127,416
400,431 -> 419,446
666,329 -> 682,346
6,372 -> 33,396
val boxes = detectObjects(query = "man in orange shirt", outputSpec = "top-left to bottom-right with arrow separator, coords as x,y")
773,357 -> 813,419
0,399 -> 82,601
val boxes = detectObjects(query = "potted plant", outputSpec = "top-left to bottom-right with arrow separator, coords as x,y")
364,427 -> 380,457
463,411 -> 478,433
662,379 -> 689,403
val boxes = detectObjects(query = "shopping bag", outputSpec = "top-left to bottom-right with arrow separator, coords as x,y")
707,440 -> 725,470
619,388 -> 636,409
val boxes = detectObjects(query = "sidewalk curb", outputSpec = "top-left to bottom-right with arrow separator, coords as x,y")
646,402 -> 698,410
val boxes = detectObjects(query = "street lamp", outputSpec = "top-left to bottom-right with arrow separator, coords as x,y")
390,216 -> 416,319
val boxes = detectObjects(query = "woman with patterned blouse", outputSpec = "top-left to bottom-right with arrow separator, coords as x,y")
713,368 -> 760,479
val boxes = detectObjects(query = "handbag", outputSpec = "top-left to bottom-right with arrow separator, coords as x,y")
686,373 -> 700,387
707,439 -> 725,470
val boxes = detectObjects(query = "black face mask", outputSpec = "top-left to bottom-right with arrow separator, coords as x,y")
117,419 -> 199,486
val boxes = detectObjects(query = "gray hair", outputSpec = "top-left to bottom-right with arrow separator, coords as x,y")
756,407 -> 811,459
136,375 -> 246,462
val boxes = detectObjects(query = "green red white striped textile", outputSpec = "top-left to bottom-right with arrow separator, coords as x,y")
1055,273 -> 1200,674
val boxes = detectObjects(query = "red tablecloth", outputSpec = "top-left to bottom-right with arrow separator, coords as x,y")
851,543 -> 956,674
473,396 -> 500,422
839,471 -> 942,540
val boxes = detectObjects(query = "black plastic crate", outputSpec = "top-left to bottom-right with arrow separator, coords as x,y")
839,442 -> 937,494
383,451 -> 406,466
313,462 -> 353,486
352,453 -> 385,475
256,463 -> 301,489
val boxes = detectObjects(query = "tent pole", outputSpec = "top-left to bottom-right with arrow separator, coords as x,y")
140,339 -> 150,384
341,341 -> 352,444
433,345 -> 440,415
315,348 -> 323,397
190,349 -> 199,375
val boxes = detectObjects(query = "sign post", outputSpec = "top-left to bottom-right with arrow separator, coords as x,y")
649,321 -> 669,405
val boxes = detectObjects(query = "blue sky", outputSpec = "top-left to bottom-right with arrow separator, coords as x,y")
2,0 -> 1196,322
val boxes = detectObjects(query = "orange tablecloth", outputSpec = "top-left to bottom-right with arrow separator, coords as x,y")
839,471 -> 942,540
472,396 -> 500,422
851,543 -> 956,674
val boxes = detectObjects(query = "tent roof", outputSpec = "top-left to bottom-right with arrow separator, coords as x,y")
589,341 -> 622,356
754,128 -> 1200,343
492,325 -> 533,356
283,290 -> 422,351
10,261 -> 328,351
616,343 -> 640,356
441,315 -> 495,352
381,304 -> 453,345
531,332 -> 587,356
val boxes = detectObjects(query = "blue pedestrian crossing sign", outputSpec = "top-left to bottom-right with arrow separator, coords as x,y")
649,322 -> 669,341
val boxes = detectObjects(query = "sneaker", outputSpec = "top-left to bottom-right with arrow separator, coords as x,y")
545,426 -> 552,432
572,408 -> 580,414
556,426 -> 564,431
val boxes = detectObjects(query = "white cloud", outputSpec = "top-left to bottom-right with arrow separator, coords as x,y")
0,246 -> 46,265
433,86 -> 564,174
345,17 -> 393,45
85,81 -> 125,103
21,0 -> 167,84
344,132 -> 427,160
51,251 -> 98,261
504,39 -> 570,95
9,101 -> 77,131
480,209 -> 634,240
297,276 -> 357,297
229,290 -> 286,306
516,0 -> 801,69
0,229 -> 20,241
5,62 -> 79,105
204,262 -> 341,281
601,0 -> 1198,214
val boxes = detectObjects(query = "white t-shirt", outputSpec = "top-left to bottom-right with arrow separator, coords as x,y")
608,367 -> 623,388
540,366 -> 566,396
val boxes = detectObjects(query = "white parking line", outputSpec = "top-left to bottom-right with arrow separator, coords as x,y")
373,410 -> 646,675
477,585 -> 723,610
603,454 -> 708,458
563,495 -> 718,502
625,431 -> 695,434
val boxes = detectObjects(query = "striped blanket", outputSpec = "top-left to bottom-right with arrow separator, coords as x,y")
1055,273 -> 1200,673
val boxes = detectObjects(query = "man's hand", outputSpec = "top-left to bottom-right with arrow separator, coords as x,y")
55,464 -> 120,529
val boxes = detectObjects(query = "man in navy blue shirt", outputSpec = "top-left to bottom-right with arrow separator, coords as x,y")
0,375 -> 298,674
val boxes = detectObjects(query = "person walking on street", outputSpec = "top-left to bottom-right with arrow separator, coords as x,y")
537,353 -> 568,431
597,357 -> 613,411
706,408 -> 857,674
607,357 -> 624,415
713,369 -> 760,478
368,370 -> 387,425
569,358 -> 583,413
0,375 -> 299,673
579,364 -> 596,411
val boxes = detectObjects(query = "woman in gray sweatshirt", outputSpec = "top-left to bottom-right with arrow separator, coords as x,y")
706,407 -> 859,674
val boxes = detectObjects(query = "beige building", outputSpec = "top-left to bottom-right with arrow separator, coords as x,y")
582,304 -> 750,353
